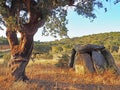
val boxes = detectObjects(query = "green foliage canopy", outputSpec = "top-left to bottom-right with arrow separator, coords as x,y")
0,0 -> 117,37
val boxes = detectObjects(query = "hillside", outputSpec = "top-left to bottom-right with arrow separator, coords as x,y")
52,31 -> 120,48
33,32 -> 120,56
1,32 -> 120,50
1,32 -> 120,60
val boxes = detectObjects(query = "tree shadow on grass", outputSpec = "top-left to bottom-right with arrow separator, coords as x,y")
0,76 -> 120,90
28,79 -> 120,90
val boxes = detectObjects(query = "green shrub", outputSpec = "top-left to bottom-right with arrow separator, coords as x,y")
55,54 -> 70,67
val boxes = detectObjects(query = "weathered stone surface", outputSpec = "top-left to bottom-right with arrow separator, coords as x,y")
101,49 -> 120,74
74,44 -> 105,53
74,53 -> 85,74
92,51 -> 107,73
68,49 -> 76,68
101,49 -> 116,66
82,53 -> 95,73
70,44 -> 120,74
74,53 -> 95,74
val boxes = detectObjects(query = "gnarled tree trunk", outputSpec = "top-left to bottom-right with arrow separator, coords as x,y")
6,25 -> 36,81
5,7 -> 46,80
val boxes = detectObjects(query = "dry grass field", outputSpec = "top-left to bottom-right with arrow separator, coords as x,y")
0,59 -> 120,90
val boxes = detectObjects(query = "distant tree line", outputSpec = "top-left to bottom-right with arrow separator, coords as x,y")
1,32 -> 120,60
33,32 -> 120,55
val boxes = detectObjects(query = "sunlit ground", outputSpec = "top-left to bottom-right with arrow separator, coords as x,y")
0,58 -> 120,90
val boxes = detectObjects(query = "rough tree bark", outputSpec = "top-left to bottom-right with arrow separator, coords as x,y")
6,24 -> 37,81
6,31 -> 32,81
5,0 -> 46,80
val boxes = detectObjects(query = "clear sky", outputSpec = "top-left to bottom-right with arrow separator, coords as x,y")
66,2 -> 120,38
34,2 -> 120,41
0,1 -> 120,42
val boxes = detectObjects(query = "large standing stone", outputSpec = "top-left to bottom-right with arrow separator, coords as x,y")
68,49 -> 76,68
101,49 -> 116,66
74,53 -> 95,74
92,51 -> 107,73
101,49 -> 120,74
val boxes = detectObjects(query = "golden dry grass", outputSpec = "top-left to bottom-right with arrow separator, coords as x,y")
0,58 -> 3,64
0,59 -> 120,90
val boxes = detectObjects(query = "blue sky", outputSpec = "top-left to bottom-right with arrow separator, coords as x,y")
66,2 -> 120,38
0,1 -> 120,42
34,2 -> 120,41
